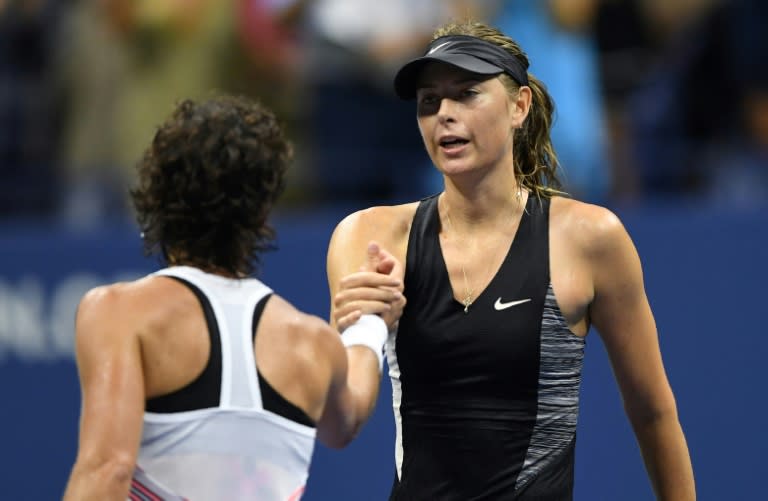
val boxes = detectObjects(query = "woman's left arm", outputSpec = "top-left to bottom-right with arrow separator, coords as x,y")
586,207 -> 695,501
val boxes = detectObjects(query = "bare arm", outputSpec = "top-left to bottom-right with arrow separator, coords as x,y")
587,209 -> 695,500
63,286 -> 145,500
315,328 -> 384,449
327,207 -> 408,331
317,209 -> 408,448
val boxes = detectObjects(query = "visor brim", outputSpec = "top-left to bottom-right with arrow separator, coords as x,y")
393,54 -> 504,100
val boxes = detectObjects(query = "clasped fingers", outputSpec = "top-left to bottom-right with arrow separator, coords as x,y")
333,286 -> 404,332
339,271 -> 403,292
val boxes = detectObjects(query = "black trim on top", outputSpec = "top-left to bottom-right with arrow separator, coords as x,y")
252,294 -> 316,428
146,276 -> 222,413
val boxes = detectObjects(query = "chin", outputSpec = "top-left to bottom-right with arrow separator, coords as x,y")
439,162 -> 477,176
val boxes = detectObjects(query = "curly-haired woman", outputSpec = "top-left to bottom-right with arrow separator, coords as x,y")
64,95 -> 404,500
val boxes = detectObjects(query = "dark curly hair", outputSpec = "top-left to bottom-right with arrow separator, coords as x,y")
131,95 -> 291,276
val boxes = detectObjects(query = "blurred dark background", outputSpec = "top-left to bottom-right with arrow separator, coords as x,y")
1,0 -> 765,499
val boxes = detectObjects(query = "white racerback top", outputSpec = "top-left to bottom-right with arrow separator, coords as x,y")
129,266 -> 315,501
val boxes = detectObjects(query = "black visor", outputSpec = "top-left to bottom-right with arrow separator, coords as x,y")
393,35 -> 529,100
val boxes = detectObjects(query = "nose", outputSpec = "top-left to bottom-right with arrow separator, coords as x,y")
436,98 -> 457,124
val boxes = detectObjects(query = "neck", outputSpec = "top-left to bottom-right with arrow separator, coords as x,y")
440,183 -> 526,234
166,254 -> 245,279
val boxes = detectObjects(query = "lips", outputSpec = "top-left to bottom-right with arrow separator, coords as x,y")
438,135 -> 469,148
438,135 -> 470,156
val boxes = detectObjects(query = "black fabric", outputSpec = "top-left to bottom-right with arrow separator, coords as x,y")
514,438 -> 576,501
394,35 -> 530,99
252,294 -> 316,428
146,276 -> 222,413
389,194 -> 571,500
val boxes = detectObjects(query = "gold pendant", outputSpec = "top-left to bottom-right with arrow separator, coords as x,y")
464,304 -> 469,313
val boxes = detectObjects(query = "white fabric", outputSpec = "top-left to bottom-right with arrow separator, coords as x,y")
311,0 -> 452,46
341,314 -> 388,371
384,329 -> 404,479
135,266 -> 315,501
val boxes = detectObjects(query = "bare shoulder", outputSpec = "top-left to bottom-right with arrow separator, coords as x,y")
328,202 -> 418,282
550,196 -> 632,258
331,202 -> 419,250
76,280 -> 138,324
260,293 -> 342,356
257,293 -> 345,405
76,275 -> 197,335
74,278 -> 150,352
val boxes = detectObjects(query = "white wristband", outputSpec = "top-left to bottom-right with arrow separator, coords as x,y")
341,314 -> 388,371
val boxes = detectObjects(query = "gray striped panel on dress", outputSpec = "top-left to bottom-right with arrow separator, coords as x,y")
515,283 -> 585,489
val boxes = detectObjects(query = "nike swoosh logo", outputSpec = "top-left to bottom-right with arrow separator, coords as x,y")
494,298 -> 531,310
428,41 -> 451,54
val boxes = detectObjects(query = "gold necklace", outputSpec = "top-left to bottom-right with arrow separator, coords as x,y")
460,263 -> 474,313
442,189 -> 524,314
442,208 -> 472,313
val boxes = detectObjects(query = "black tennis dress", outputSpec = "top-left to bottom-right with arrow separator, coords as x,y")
387,194 -> 585,500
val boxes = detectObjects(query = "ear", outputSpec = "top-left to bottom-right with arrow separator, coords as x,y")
509,86 -> 532,129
